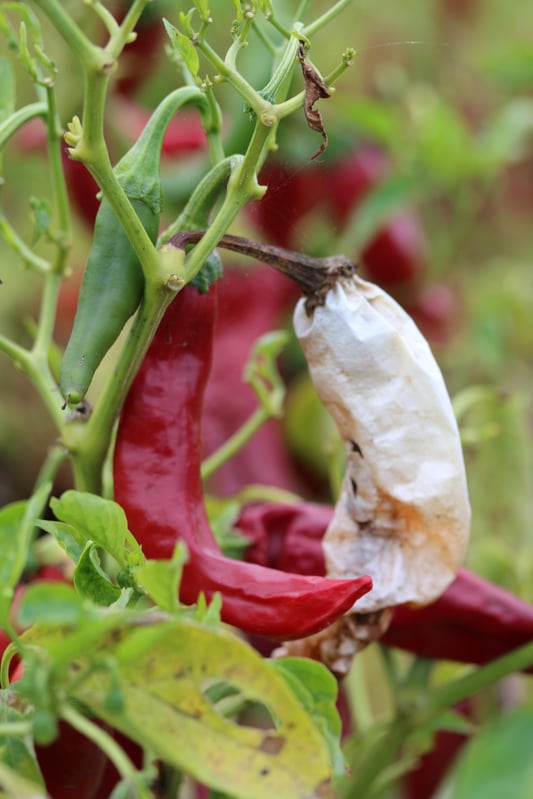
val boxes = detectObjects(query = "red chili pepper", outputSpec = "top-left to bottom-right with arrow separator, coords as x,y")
235,501 -> 533,666
113,283 -> 372,640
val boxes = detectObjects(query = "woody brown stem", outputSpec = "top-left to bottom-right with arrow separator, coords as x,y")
170,231 -> 356,310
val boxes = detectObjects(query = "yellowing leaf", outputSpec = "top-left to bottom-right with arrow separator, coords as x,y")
75,621 -> 335,799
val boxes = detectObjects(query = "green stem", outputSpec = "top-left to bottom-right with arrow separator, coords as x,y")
33,262 -> 62,359
323,56 -> 354,87
44,84 -> 71,262
296,0 -> 313,18
201,407 -> 269,480
159,157 -> 237,244
103,0 -> 151,60
0,336 -> 63,429
347,640 -> 533,797
0,722 -> 33,737
60,704 -> 139,784
183,121 -> 272,284
343,720 -> 409,799
78,65 -> 110,157
225,14 -> 255,70
203,88 -> 225,165
74,117 -> 273,492
426,640 -> 533,716
35,443 -> 68,491
196,37 -> 267,115
0,214 -> 51,273
0,102 -> 48,150
30,0 -> 102,69
250,20 -> 277,57
232,484 -> 303,505
303,0 -> 355,37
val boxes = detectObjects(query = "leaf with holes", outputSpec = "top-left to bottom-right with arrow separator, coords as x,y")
72,620 -> 335,799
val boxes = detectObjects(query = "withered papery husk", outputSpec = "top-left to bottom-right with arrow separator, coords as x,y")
293,275 -> 471,613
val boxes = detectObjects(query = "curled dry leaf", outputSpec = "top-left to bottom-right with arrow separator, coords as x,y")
297,45 -> 330,160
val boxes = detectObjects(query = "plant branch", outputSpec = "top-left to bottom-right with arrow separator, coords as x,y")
0,214 -> 51,273
60,704 -> 139,784
201,407 -> 270,480
303,0 -> 355,38
0,102 -> 48,150
346,639 -> 533,797
30,0 -> 102,68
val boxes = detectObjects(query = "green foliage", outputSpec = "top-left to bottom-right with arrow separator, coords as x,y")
0,482 -> 51,627
449,707 -> 533,799
0,691 -> 43,790
164,18 -> 200,78
46,491 -> 142,571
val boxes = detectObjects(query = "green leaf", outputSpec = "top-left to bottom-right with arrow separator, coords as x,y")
16,582 -> 88,627
0,761 -> 45,799
205,497 -> 249,559
74,621 -> 337,799
163,19 -> 200,77
483,42 -> 533,92
49,491 -> 141,569
0,482 -> 52,627
413,96 -> 475,186
37,520 -> 85,564
341,97 -> 402,148
73,544 -> 122,607
476,99 -> 533,170
194,0 -> 212,23
269,658 -> 345,779
0,502 -> 27,626
134,543 -> 188,613
0,691 -> 43,789
449,707 -> 533,799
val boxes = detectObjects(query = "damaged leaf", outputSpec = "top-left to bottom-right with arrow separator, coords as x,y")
297,46 -> 330,160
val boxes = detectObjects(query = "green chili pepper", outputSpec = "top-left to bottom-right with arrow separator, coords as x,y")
60,87 -> 208,406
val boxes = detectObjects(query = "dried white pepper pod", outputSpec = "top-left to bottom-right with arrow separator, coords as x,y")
293,274 -> 471,612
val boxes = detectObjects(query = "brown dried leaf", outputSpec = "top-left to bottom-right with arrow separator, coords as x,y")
297,46 -> 330,160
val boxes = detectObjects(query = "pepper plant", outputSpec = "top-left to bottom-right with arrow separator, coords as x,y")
1,1 -> 533,799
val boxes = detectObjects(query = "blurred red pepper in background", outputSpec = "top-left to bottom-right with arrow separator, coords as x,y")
360,211 -> 426,287
249,145 -> 426,290
202,265 -> 301,496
